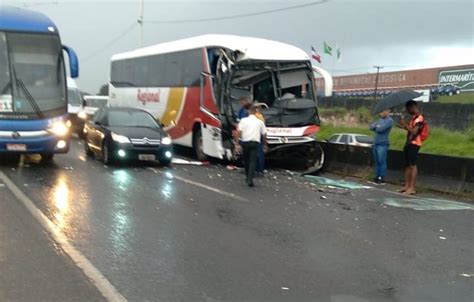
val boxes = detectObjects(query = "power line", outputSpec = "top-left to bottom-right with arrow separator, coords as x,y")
146,0 -> 329,24
82,22 -> 137,63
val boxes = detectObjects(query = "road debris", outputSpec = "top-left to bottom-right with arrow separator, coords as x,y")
321,195 -> 327,199
281,287 -> 289,290
459,273 -> 473,278
304,175 -> 371,189
369,197 -> 474,211
439,236 -> 447,240
172,158 -> 210,165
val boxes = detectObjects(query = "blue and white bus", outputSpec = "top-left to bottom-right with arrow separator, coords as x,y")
0,5 -> 78,161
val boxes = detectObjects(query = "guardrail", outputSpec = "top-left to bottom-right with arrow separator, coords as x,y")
319,142 -> 474,194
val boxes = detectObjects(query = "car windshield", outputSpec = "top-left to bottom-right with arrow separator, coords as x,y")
107,110 -> 160,128
0,32 -> 65,117
355,136 -> 374,144
68,88 -> 82,105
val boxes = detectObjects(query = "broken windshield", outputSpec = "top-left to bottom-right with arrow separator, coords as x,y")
228,62 -> 319,126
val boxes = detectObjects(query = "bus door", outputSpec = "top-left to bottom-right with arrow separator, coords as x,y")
199,70 -> 224,159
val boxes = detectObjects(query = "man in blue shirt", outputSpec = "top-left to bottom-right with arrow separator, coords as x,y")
238,97 -> 250,120
369,109 -> 394,184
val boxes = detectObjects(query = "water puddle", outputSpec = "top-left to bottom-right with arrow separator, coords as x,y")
304,175 -> 371,189
370,197 -> 474,211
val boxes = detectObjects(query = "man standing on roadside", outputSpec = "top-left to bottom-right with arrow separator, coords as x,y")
235,105 -> 267,187
399,100 -> 425,195
369,108 -> 393,184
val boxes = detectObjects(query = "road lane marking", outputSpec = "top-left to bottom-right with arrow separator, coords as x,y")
147,167 -> 249,202
0,172 -> 127,302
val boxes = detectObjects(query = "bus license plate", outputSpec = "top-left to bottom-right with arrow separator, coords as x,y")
6,144 -> 27,151
139,154 -> 155,161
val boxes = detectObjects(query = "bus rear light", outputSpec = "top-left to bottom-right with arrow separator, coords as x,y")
303,125 -> 320,136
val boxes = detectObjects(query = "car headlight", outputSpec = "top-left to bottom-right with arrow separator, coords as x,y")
48,121 -> 69,136
111,132 -> 130,144
78,111 -> 87,119
161,136 -> 172,145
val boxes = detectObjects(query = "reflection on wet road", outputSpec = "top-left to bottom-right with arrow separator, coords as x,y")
1,138 -> 473,302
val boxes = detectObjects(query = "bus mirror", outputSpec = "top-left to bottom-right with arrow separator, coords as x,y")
62,45 -> 79,78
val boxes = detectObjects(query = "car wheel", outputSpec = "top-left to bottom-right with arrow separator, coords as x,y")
456,90 -> 460,95
102,142 -> 114,165
40,153 -> 54,163
193,127 -> 208,161
84,138 -> 93,157
448,91 -> 453,96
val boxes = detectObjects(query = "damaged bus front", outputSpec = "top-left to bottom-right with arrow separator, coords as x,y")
210,44 -> 326,172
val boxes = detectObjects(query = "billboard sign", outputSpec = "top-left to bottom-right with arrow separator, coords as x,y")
438,68 -> 474,91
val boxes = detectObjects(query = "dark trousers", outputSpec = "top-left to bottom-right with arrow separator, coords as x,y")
242,141 -> 259,184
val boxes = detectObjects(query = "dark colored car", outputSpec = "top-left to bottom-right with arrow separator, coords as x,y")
83,107 -> 173,166
441,85 -> 461,96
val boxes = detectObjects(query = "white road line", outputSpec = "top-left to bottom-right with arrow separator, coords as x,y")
147,167 -> 249,202
0,172 -> 127,302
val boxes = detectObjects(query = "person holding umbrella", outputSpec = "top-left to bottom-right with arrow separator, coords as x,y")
369,108 -> 394,184
372,90 -> 422,189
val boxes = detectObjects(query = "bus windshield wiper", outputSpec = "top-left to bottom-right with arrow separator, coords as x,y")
10,63 -> 43,118
15,78 -> 43,118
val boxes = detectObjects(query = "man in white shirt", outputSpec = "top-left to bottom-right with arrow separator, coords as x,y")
236,105 -> 267,187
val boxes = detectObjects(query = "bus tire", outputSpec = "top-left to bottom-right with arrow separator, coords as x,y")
193,126 -> 208,161
41,153 -> 54,162
84,139 -> 93,157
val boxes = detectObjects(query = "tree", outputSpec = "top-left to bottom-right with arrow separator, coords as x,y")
98,84 -> 108,96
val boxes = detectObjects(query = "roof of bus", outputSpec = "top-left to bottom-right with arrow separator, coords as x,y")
0,5 -> 58,34
111,34 -> 310,62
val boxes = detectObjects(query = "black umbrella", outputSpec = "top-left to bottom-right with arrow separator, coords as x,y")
373,89 -> 422,114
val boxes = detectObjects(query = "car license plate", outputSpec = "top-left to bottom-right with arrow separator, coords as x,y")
138,154 -> 155,161
6,144 -> 26,151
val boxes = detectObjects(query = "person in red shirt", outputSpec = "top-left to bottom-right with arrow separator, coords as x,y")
399,100 -> 425,195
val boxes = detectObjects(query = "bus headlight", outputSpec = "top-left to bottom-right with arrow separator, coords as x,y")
48,121 -> 69,136
161,136 -> 172,145
111,132 -> 130,144
78,111 -> 87,119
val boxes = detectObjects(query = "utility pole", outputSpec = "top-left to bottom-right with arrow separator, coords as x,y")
373,66 -> 384,102
138,0 -> 144,47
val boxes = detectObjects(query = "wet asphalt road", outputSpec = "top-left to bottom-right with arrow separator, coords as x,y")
1,138 -> 473,302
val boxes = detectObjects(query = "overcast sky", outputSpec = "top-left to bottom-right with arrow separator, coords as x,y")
2,0 -> 473,93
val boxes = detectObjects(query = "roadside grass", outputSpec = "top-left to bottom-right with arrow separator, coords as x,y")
432,92 -> 474,104
316,125 -> 474,158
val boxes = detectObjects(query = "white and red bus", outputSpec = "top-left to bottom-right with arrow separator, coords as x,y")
109,35 -> 328,169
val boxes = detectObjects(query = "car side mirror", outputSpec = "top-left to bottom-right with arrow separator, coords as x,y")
94,121 -> 101,126
82,99 -> 87,107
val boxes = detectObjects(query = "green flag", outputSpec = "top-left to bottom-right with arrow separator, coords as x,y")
323,41 -> 333,55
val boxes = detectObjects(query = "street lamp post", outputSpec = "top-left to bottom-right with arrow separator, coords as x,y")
373,65 -> 383,102
138,0 -> 144,47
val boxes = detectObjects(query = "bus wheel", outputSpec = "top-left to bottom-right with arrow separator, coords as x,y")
41,153 -> 54,163
193,127 -> 208,161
